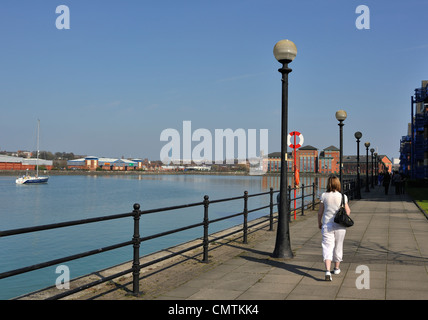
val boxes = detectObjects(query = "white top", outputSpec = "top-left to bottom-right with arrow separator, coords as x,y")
320,191 -> 348,227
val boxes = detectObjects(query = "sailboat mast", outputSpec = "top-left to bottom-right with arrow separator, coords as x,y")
36,119 -> 40,177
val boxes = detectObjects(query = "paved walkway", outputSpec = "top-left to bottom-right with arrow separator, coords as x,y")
154,186 -> 428,300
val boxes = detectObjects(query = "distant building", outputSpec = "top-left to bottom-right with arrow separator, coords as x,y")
265,145 -> 392,175
0,155 -> 53,170
265,152 -> 293,173
67,156 -> 143,171
343,155 -> 392,174
400,80 -> 428,179
319,146 -> 340,174
297,145 -> 318,173
66,156 -> 186,171
265,152 -> 281,173
266,146 -> 337,174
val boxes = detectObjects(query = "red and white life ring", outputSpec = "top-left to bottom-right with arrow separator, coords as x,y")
287,131 -> 304,149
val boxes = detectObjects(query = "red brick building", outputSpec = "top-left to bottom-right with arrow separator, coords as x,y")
266,145 -> 340,174
319,146 -> 340,174
266,145 -> 392,175
295,145 -> 318,173
343,155 -> 392,174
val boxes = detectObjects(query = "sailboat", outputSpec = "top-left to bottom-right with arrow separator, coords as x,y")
16,120 -> 49,184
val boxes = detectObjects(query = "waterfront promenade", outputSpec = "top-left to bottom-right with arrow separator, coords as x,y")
150,186 -> 428,300
20,184 -> 428,300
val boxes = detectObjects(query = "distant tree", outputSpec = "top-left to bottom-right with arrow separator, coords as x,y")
54,152 -> 75,160
32,150 -> 51,160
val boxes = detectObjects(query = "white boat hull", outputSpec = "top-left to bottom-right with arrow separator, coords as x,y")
16,176 -> 49,184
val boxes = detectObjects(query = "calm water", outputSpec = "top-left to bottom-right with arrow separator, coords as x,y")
0,174 -> 327,299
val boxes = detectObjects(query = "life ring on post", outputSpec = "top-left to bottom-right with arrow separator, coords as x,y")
287,131 -> 304,149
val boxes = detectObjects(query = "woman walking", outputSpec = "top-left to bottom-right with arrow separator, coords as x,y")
317,176 -> 351,281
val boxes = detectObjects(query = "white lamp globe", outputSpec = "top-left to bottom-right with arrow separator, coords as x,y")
273,39 -> 297,63
335,110 -> 347,122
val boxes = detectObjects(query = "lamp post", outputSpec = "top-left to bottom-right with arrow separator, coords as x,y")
370,148 -> 374,188
335,110 -> 347,186
272,39 -> 297,259
411,96 -> 415,179
364,142 -> 370,192
374,152 -> 378,186
354,132 -> 362,199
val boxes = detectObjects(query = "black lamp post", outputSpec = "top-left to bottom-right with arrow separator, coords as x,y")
374,152 -> 378,186
272,39 -> 297,259
354,131 -> 362,199
370,148 -> 374,188
335,110 -> 347,186
364,142 -> 370,192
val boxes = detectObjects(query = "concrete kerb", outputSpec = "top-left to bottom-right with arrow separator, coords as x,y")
410,198 -> 428,220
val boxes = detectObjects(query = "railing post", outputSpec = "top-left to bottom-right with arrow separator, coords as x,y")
243,191 -> 248,244
301,184 -> 305,216
202,195 -> 210,263
312,182 -> 316,210
269,187 -> 274,231
132,203 -> 141,296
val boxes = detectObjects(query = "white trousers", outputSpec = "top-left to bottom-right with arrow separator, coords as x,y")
321,226 -> 346,262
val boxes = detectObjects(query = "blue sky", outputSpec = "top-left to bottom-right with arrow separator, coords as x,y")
0,0 -> 427,161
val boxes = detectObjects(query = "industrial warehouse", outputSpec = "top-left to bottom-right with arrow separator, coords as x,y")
67,156 -> 147,171
66,156 -> 214,172
0,155 -> 53,171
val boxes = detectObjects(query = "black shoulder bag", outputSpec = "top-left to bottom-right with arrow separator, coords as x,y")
334,193 -> 354,227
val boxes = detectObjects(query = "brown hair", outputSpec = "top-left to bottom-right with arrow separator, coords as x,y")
326,175 -> 341,192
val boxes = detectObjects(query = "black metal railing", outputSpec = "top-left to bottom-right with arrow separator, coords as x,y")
0,183 -> 326,300
280,183 -> 318,220
283,179 -> 358,220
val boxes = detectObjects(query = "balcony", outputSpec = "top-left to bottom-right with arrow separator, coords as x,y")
414,85 -> 428,103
